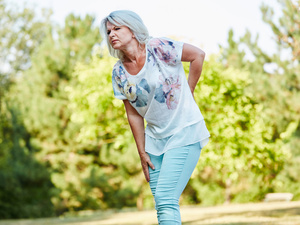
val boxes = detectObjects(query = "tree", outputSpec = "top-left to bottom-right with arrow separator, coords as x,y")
0,0 -> 55,218
11,12 -> 102,214
182,58 -> 286,205
0,0 -> 50,96
218,0 -> 300,199
259,0 -> 300,199
0,101 -> 55,219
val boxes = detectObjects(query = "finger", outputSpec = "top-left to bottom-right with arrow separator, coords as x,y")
148,160 -> 155,170
143,165 -> 150,182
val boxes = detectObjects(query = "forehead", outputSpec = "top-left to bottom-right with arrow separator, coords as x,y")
106,21 -> 114,29
106,21 -> 132,33
106,21 -> 121,30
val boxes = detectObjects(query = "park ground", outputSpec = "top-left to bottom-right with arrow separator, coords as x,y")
1,201 -> 300,225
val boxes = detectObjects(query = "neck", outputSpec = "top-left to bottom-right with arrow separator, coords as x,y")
122,41 -> 145,62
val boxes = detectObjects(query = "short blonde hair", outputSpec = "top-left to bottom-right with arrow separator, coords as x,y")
100,10 -> 150,59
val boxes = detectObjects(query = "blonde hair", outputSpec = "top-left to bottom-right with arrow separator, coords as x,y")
100,10 -> 150,59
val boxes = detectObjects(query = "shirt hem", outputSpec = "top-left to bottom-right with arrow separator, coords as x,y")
145,118 -> 204,139
145,136 -> 210,156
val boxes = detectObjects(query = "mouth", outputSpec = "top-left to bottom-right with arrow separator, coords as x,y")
111,40 -> 118,44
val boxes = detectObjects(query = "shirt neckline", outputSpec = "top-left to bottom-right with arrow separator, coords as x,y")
120,44 -> 148,77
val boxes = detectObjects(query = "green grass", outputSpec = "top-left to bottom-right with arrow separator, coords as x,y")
1,201 -> 300,225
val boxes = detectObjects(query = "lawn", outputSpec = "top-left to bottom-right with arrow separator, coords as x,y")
1,201 -> 300,225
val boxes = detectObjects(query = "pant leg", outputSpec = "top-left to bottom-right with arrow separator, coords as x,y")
148,153 -> 163,199
149,142 -> 201,225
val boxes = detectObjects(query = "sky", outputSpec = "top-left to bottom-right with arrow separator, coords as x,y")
15,0 -> 282,56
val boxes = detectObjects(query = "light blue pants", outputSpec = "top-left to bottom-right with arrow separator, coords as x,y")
148,142 -> 201,225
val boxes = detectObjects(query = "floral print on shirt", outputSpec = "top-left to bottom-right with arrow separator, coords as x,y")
149,38 -> 179,65
154,74 -> 181,110
113,66 -> 150,107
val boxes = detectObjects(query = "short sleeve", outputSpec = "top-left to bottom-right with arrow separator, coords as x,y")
112,64 -> 127,100
148,37 -> 184,65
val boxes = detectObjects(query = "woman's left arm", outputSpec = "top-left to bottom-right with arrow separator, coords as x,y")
181,43 -> 206,97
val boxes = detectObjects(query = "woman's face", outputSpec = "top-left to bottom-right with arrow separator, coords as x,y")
106,21 -> 134,50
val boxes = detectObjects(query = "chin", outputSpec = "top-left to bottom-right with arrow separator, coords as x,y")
111,43 -> 121,49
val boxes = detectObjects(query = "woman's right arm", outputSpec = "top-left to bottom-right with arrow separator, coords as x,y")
123,100 -> 155,182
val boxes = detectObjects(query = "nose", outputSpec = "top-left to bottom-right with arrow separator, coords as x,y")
109,30 -> 115,38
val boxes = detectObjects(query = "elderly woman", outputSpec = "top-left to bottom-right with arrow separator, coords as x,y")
101,10 -> 210,225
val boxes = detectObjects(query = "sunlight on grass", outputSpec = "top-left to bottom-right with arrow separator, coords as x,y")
1,201 -> 300,225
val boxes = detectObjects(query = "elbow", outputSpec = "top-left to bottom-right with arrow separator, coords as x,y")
193,46 -> 205,62
199,49 -> 205,60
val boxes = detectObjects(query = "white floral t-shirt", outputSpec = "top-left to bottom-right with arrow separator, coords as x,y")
112,37 -> 210,155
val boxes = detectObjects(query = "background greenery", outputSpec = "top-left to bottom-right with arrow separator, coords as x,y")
0,0 -> 299,219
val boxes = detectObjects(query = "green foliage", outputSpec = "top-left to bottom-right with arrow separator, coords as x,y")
0,0 -> 51,87
11,13 -> 101,215
66,54 -> 150,210
0,100 -> 55,218
261,0 -> 300,60
218,0 -> 300,200
181,58 -> 287,205
0,0 -> 55,219
1,0 -> 102,216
